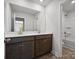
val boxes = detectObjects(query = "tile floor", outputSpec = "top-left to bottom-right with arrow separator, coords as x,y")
37,47 -> 75,59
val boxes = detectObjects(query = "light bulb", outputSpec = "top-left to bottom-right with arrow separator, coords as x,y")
72,0 -> 75,3
40,0 -> 43,2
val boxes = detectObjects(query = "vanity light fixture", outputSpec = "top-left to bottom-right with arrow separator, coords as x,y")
71,0 -> 75,3
40,0 -> 43,2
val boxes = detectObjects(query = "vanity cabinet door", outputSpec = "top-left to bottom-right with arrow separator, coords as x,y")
22,40 -> 34,59
35,35 -> 52,57
40,38 -> 52,54
5,42 -> 22,59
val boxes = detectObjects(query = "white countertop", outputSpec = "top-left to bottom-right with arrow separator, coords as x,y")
5,32 -> 53,38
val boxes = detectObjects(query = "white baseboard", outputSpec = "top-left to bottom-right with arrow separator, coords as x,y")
51,49 -> 55,55
51,49 -> 62,57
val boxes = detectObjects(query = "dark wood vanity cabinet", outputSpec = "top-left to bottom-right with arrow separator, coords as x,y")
5,34 -> 52,59
5,36 -> 34,59
35,35 -> 52,57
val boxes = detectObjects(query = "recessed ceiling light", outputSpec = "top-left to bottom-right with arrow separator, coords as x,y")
71,0 -> 75,3
40,0 -> 43,2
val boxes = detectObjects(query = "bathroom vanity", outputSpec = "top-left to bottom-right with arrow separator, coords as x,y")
5,33 -> 53,59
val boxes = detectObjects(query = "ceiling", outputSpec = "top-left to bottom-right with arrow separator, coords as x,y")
26,0 -> 53,7
11,0 -> 75,14
62,0 -> 75,13
10,0 -> 53,14
11,4 -> 40,14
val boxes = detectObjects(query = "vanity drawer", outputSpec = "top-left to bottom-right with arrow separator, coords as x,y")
5,36 -> 34,44
36,34 -> 52,39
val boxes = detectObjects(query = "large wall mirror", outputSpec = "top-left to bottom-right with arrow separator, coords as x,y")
9,3 -> 40,33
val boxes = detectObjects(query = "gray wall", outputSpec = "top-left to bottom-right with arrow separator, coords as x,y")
42,0 -> 62,57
